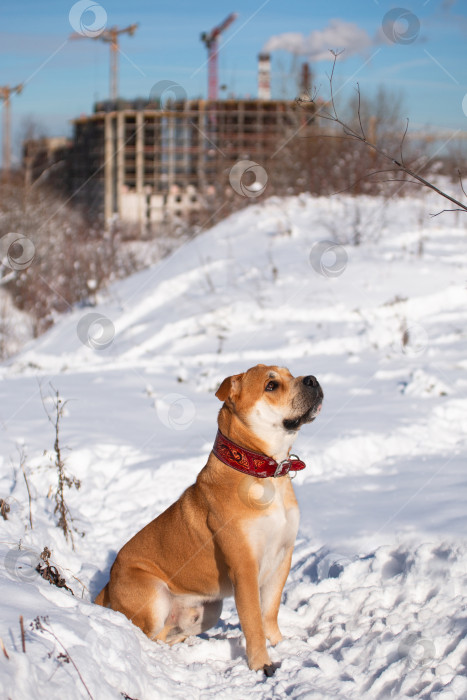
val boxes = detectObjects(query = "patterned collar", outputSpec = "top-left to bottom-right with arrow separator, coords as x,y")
212,430 -> 306,478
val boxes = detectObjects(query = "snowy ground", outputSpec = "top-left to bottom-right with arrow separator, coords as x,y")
0,192 -> 466,699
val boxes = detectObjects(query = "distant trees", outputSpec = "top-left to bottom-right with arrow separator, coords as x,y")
0,174 -> 139,357
264,84 -> 419,199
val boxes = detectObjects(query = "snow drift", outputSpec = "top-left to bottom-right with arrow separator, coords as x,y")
0,192 -> 466,699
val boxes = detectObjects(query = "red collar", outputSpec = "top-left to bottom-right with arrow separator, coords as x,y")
213,430 -> 306,478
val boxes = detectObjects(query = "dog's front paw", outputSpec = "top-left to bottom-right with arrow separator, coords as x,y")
263,662 -> 277,677
248,648 -> 273,673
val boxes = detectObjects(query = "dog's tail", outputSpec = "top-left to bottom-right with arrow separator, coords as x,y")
94,583 -> 110,607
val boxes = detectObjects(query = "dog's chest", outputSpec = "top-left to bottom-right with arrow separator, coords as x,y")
243,486 -> 299,584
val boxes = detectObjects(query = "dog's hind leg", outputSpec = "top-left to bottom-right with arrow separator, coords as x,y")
94,583 -> 110,607
108,567 -> 172,640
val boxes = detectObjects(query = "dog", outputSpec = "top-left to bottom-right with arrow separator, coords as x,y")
95,364 -> 323,675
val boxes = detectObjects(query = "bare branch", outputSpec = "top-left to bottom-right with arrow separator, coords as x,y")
356,83 -> 366,140
299,52 -> 467,215
331,168 -> 406,196
20,615 -> 26,653
33,617 -> 94,699
458,169 -> 467,198
327,49 -> 344,118
400,118 -> 409,168
375,179 -> 426,186
40,383 -> 82,548
18,448 -> 33,530
0,637 -> 9,659
429,208 -> 465,217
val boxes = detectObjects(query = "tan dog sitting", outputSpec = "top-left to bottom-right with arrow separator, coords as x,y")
95,364 -> 323,675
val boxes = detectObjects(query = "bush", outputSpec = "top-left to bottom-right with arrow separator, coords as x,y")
0,174 -> 139,342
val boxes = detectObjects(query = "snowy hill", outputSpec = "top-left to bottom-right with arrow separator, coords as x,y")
1,193 -> 466,699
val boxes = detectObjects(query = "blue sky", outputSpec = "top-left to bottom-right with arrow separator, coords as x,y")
0,0 -> 466,164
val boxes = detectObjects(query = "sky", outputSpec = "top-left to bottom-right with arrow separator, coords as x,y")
0,0 -> 466,164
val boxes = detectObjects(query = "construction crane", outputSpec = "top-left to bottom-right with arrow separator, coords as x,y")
70,24 -> 138,102
201,13 -> 237,100
0,84 -> 23,176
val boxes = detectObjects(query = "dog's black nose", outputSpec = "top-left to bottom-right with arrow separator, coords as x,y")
303,375 -> 319,388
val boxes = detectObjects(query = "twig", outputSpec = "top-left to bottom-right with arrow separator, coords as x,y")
18,448 -> 33,530
0,499 -> 10,520
400,118 -> 409,168
19,615 -> 26,653
39,383 -> 82,548
298,51 -> 467,215
33,617 -> 94,700
36,548 -> 74,594
0,637 -> 9,659
331,167 -> 409,196
327,49 -> 343,119
356,83 -> 365,140
69,573 -> 89,598
371,178 -> 425,186
430,208 -> 465,217
458,169 -> 467,198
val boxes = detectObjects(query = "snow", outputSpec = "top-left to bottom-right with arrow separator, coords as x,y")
0,191 -> 466,699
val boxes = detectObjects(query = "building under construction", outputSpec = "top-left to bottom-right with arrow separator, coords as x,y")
68,97 -> 311,227
23,55 -> 316,227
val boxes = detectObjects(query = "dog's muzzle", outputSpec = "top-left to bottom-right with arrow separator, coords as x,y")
283,376 -> 323,431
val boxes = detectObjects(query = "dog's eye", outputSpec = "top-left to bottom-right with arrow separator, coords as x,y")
265,381 -> 279,391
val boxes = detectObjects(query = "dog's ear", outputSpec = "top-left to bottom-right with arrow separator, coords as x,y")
215,373 -> 243,402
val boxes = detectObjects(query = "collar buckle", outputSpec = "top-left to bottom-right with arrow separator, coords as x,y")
274,460 -> 288,478
274,454 -> 305,478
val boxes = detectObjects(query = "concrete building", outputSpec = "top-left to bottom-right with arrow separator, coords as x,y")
68,99 -> 308,227
23,136 -> 71,188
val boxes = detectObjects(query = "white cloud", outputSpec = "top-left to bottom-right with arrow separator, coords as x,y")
263,19 -> 376,61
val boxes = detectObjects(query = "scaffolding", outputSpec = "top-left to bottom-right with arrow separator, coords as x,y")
69,99 -> 312,226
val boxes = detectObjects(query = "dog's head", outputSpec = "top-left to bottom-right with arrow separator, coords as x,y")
216,365 -> 323,440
